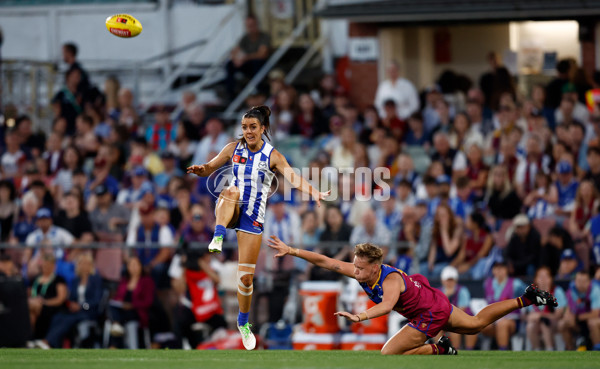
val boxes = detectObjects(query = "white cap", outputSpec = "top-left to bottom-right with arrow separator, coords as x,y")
441,266 -> 459,281
513,214 -> 530,227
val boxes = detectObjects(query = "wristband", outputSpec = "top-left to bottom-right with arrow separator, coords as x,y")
358,311 -> 369,322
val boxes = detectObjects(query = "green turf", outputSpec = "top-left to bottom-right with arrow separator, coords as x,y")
0,349 -> 599,369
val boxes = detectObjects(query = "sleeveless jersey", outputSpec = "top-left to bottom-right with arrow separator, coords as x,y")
555,179 -> 578,209
231,141 -> 276,224
359,264 -> 451,321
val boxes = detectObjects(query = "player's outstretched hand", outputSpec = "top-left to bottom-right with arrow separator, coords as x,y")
315,190 -> 331,207
186,164 -> 206,176
267,235 -> 290,258
334,311 -> 360,323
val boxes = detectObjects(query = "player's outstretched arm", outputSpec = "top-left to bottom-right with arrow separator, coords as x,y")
270,150 -> 330,207
267,235 -> 354,278
186,142 -> 237,177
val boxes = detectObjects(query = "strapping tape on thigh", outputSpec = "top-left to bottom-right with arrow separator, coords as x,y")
237,263 -> 255,296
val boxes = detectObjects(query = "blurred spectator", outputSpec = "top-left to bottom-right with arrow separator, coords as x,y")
74,114 -> 99,158
145,106 -> 176,152
1,128 -> 27,180
559,270 -> 600,350
108,256 -> 155,348
181,102 -> 205,142
0,180 -> 17,242
42,132 -> 63,176
449,112 -> 483,152
485,165 -> 522,225
526,266 -> 567,351
126,203 -> 174,289
556,84 -> 589,126
404,112 -> 430,147
15,115 -> 45,157
28,253 -> 68,344
515,133 -> 550,198
380,100 -> 406,142
312,206 -> 352,280
557,249 -> 582,280
524,172 -> 557,220
169,122 -> 197,172
375,189 -> 402,238
84,156 -> 120,202
154,152 -> 183,192
479,52 -> 500,110
431,99 -> 452,136
271,87 -> 296,141
439,266 -> 476,350
349,207 -> 391,248
180,204 -> 212,243
117,166 -> 150,208
374,61 -> 419,120
170,247 -> 226,348
44,253 -> 103,348
553,161 -> 579,219
568,180 -> 598,241
427,204 -> 463,277
52,68 -> 82,136
454,212 -> 493,277
191,118 -> 231,166
530,84 -> 556,129
10,191 -> 39,244
331,127 -> 356,169
52,146 -> 82,197
226,15 -> 270,99
541,225 -> 574,276
481,260 -> 527,350
584,147 -> 600,193
54,191 -> 94,243
292,93 -> 326,138
431,133 -> 463,177
545,59 -> 573,109
89,184 -> 129,242
504,214 -> 541,276
62,42 -> 89,94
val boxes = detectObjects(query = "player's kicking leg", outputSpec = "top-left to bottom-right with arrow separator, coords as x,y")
209,185 -> 240,253
445,285 -> 558,336
381,325 -> 457,355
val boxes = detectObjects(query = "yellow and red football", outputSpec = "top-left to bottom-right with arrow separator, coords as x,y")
105,14 -> 142,38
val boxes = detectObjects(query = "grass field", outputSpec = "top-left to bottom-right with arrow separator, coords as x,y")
1,349 -> 599,369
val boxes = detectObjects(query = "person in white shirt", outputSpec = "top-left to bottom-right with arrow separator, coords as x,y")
191,118 -> 232,166
349,207 -> 391,248
374,61 -> 420,120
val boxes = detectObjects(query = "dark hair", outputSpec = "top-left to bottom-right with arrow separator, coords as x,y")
63,43 -> 78,57
569,120 -> 586,134
15,115 -> 31,128
588,146 -> 600,157
423,175 -> 437,186
61,145 -> 82,169
556,59 -> 571,75
240,105 -> 271,147
30,180 -> 46,189
78,114 -> 93,126
0,180 -> 16,201
469,211 -> 488,231
455,176 -> 470,189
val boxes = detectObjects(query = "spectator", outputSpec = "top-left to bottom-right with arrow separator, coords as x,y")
28,252 -> 68,346
180,102 -> 205,142
292,93 -> 325,138
190,118 -> 231,167
225,15 -> 270,99
504,214 -> 541,276
479,52 -> 500,110
431,99 -> 453,136
454,212 -> 493,277
569,121 -> 590,172
52,146 -> 82,198
331,127 -> 357,169
431,133 -> 463,177
515,133 -> 550,198
44,253 -> 103,348
541,225 -> 574,276
553,161 -> 579,219
1,128 -> 27,180
568,180 -> 598,241
126,203 -> 174,289
374,189 -> 402,238
10,191 -> 39,244
145,105 -> 176,152
427,203 -> 463,277
180,204 -> 212,243
117,166 -> 150,208
524,172 -> 557,220
170,247 -> 226,348
559,270 -> 600,350
108,256 -> 155,348
168,122 -> 196,172
530,84 -> 556,129
52,68 -> 82,136
89,184 -> 130,242
62,42 -> 89,93
557,249 -> 583,280
15,115 -> 45,157
271,87 -> 297,141
448,112 -> 483,152
0,180 -> 17,242
74,114 -> 99,158
350,206 -> 391,248
380,100 -> 406,142
374,60 -> 419,120
404,112 -> 430,147
481,259 -> 527,350
84,156 -> 120,202
439,266 -> 476,350
485,165 -> 522,225
556,84 -> 590,127
312,206 -> 352,280
42,132 -> 63,176
154,152 -> 183,192
54,191 -> 94,243
545,59 -> 573,109
584,146 -> 600,193
526,266 -> 567,351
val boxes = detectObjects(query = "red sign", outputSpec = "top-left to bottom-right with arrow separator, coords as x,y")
232,155 -> 240,163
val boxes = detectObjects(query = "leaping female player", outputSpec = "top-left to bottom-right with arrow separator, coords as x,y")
267,236 -> 558,355
187,106 -> 329,350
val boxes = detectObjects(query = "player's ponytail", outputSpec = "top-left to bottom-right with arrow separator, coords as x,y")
240,105 -> 272,147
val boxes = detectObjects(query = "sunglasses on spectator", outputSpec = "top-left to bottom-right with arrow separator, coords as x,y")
192,214 -> 203,221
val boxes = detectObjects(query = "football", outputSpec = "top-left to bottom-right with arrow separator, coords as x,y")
105,14 -> 143,38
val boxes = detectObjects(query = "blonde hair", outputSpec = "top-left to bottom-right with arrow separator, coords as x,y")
75,252 -> 96,277
354,243 -> 384,264
486,165 -> 512,200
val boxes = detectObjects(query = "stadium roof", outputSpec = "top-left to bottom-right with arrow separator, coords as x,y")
317,0 -> 600,24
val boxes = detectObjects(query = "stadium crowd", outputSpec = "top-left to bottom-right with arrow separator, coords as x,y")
1,38 -> 600,351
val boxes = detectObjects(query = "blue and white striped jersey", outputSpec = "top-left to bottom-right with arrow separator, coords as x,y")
231,141 -> 276,224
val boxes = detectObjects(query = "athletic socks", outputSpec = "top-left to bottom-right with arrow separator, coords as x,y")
430,344 -> 447,355
517,295 -> 532,308
238,311 -> 249,326
214,224 -> 226,239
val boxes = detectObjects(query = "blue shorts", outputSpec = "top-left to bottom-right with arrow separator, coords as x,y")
233,206 -> 264,235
